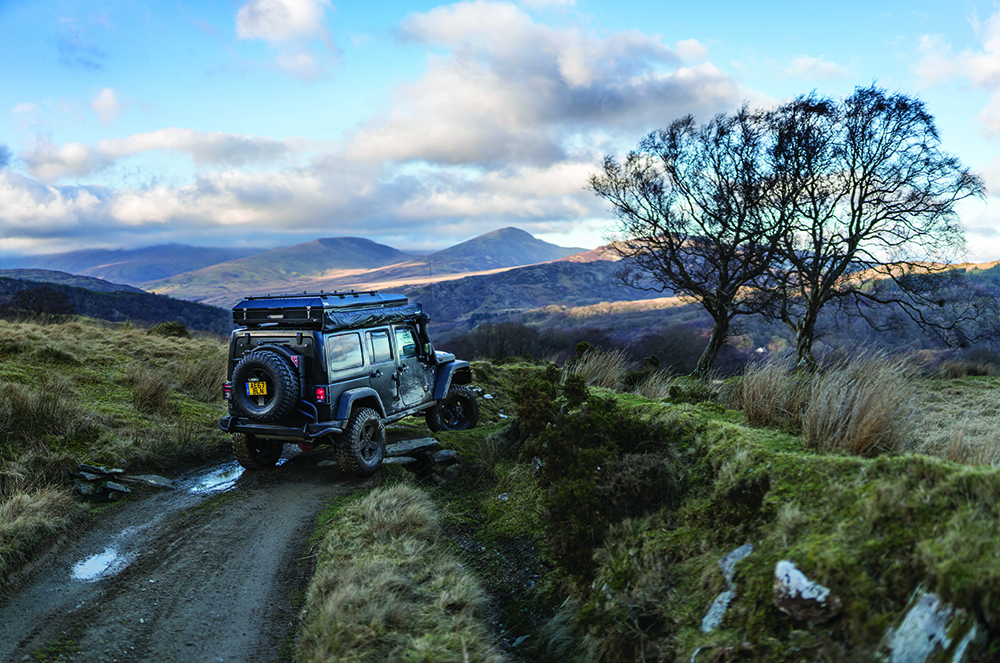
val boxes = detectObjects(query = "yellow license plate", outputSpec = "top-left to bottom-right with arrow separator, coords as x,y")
246,380 -> 267,396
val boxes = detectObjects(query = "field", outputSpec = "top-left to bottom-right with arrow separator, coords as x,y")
4,314 -> 1000,661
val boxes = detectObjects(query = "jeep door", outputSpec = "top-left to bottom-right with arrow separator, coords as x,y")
393,325 -> 430,408
365,328 -> 398,413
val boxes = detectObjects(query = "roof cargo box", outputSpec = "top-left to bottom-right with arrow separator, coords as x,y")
232,291 -> 424,331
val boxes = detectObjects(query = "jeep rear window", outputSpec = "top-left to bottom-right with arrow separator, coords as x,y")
326,332 -> 363,372
368,330 -> 393,363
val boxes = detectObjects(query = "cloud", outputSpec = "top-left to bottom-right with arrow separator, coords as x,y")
782,55 -> 850,81
236,0 -> 330,42
916,9 -> 1000,136
91,88 -> 124,126
21,130 -> 296,181
348,0 -> 743,166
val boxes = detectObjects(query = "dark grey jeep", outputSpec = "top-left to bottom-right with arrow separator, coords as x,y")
219,291 -> 478,476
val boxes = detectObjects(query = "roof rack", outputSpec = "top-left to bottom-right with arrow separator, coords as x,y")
232,291 -> 412,329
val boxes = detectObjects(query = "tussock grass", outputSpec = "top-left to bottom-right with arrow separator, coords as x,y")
298,485 -> 505,663
119,364 -> 175,415
0,485 -> 78,583
737,353 -> 917,457
802,355 -> 917,456
564,348 -> 631,390
630,369 -> 676,400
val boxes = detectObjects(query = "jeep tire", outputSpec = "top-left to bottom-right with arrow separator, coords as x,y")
426,385 -> 479,432
336,407 -> 386,477
231,350 -> 299,422
232,433 -> 283,470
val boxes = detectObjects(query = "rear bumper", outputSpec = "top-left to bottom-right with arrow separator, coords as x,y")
218,416 -> 343,441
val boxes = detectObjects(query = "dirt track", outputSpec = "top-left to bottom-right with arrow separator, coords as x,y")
0,448 -> 362,662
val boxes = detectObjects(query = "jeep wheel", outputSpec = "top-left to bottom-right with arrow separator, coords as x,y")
232,433 -> 283,470
426,385 -> 479,432
231,351 -> 299,422
336,407 -> 386,477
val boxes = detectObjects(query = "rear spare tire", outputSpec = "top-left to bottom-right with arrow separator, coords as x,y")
336,407 -> 386,477
426,385 -> 479,432
231,350 -> 299,422
232,433 -> 283,470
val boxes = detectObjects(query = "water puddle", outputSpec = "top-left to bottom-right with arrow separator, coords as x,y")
71,547 -> 132,582
184,462 -> 245,494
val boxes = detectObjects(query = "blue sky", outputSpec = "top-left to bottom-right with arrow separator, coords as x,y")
1,0 -> 999,259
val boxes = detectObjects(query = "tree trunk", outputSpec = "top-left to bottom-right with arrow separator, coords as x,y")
794,309 -> 820,372
694,316 -> 730,379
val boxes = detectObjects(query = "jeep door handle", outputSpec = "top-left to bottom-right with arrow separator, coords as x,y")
371,370 -> 382,379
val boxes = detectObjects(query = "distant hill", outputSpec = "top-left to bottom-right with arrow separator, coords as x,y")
405,255 -> 665,330
2,245 -> 266,285
0,269 -> 146,293
0,272 -> 232,335
140,237 -> 413,304
143,227 -> 588,308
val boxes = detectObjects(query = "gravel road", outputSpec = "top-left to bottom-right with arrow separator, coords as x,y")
0,448 -> 362,663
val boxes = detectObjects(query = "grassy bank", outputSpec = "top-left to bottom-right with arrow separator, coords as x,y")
0,315 -> 230,582
298,353 -> 1000,661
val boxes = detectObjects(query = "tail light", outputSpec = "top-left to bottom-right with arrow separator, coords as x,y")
314,386 -> 328,404
223,382 -> 233,400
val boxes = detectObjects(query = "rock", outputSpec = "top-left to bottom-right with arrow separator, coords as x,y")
118,475 -> 174,489
78,464 -> 124,475
773,560 -> 841,624
73,479 -> 101,496
386,437 -> 439,456
879,588 -> 986,663
384,455 -> 418,465
317,460 -> 338,467
76,472 -> 103,481
701,543 -> 754,633
433,449 -> 458,464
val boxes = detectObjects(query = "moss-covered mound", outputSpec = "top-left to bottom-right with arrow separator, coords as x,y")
416,364 -> 1000,662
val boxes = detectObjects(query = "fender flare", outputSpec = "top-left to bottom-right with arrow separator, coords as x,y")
334,387 -> 386,420
433,361 -> 473,401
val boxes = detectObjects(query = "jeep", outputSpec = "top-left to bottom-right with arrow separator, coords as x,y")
218,291 -> 478,476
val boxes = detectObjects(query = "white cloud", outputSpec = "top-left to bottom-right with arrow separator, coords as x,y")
90,87 -> 124,126
21,130 -> 297,181
348,0 -> 743,166
236,0 -> 330,42
782,55 -> 850,81
917,9 -> 1000,137
675,39 -> 708,63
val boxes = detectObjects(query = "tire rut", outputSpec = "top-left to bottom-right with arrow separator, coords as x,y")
0,449 -> 361,663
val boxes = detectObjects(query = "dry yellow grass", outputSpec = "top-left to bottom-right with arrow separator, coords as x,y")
297,485 -> 505,663
564,348 -> 631,391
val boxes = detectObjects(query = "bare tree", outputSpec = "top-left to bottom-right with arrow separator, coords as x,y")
590,108 -> 781,378
765,86 -> 988,368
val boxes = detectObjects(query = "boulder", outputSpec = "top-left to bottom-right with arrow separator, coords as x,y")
878,588 -> 985,663
701,543 -> 754,633
773,560 -> 841,624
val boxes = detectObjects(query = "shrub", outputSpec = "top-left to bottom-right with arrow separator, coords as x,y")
147,321 -> 190,338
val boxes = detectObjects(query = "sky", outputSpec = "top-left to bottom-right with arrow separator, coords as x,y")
1,0 -> 999,260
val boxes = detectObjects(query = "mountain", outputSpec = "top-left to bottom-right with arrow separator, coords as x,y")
403,251 -> 664,331
0,269 -> 146,293
140,237 -> 413,303
0,271 -> 231,334
142,227 -> 587,308
2,245 -> 267,286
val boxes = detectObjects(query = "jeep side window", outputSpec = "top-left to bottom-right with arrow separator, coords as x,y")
326,332 -> 364,373
394,327 -> 418,359
368,330 -> 393,362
